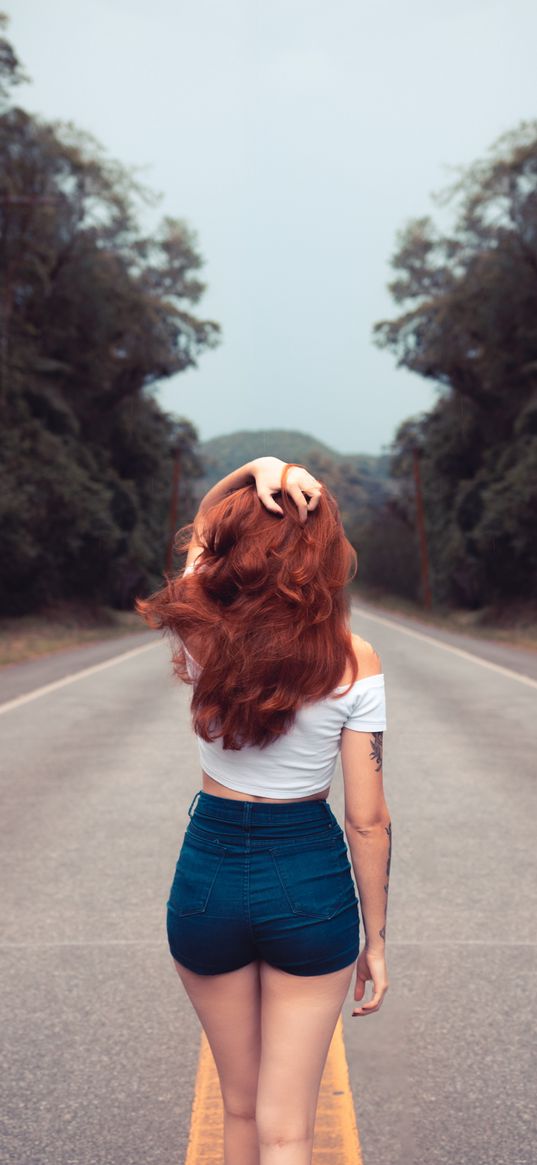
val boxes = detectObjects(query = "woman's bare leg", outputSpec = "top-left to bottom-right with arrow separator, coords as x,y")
173,957 -> 262,1165
256,958 -> 355,1165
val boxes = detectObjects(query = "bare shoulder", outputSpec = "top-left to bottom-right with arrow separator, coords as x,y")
351,632 -> 383,678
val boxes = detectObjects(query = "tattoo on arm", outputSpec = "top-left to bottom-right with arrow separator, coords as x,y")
379,822 -> 392,942
385,821 -> 392,878
369,731 -> 383,773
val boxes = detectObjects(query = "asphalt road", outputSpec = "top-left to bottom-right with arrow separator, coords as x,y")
1,604 -> 536,1165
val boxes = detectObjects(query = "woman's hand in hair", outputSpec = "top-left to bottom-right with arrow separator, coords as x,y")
251,457 -> 323,523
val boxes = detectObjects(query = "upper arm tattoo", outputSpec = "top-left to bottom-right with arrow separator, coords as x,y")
369,731 -> 383,773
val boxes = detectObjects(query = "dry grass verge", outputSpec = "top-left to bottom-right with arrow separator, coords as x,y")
2,592 -> 536,668
0,602 -> 151,667
352,585 -> 537,651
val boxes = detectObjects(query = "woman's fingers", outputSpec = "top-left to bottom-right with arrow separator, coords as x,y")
285,468 -> 323,522
286,484 -> 309,524
257,488 -> 284,516
351,952 -> 389,1016
306,489 -> 322,511
252,462 -> 323,520
352,990 -> 385,1015
286,481 -> 322,522
352,979 -> 389,1016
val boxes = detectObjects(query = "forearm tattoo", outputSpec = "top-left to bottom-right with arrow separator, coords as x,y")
379,822 -> 392,942
369,731 -> 383,773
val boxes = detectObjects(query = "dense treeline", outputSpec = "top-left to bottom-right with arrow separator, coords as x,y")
2,7 -> 535,619
371,123 -> 537,609
0,15 -> 218,614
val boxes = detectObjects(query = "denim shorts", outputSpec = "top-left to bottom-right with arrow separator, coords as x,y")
166,789 -> 360,977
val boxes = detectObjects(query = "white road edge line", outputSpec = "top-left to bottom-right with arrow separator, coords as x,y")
2,606 -> 535,716
351,603 -> 537,690
0,640 -> 160,715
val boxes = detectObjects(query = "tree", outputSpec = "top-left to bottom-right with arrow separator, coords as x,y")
374,122 -> 537,606
0,14 -> 219,613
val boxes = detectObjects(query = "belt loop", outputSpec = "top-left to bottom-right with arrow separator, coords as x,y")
323,799 -> 334,826
188,789 -> 202,819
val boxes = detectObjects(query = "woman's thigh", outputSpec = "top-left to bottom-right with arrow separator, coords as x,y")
256,958 -> 356,1141
171,953 -> 355,1133
173,957 -> 262,1114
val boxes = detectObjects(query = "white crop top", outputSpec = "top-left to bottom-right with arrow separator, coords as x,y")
179,561 -> 387,798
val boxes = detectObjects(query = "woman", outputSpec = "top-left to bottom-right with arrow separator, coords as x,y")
136,456 -> 391,1165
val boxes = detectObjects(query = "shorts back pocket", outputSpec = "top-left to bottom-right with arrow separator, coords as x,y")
167,836 -> 226,917
270,835 -> 355,920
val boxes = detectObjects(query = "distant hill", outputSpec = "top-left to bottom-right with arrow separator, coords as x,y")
197,429 -> 391,491
188,429 -> 394,551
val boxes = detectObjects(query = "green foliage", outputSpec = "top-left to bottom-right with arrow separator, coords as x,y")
0,12 -> 28,108
374,122 -> 537,607
0,16 -> 217,613
199,428 -> 391,486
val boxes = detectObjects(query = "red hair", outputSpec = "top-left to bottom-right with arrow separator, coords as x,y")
135,465 -> 359,749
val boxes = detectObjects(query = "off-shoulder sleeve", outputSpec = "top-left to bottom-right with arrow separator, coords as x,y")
181,564 -> 203,680
183,559 -> 207,579
343,673 -> 387,732
181,641 -> 202,682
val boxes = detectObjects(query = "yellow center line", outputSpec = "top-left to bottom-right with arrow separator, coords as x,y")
184,1014 -> 364,1163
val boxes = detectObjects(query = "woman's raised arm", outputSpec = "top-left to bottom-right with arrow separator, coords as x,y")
185,457 -> 322,568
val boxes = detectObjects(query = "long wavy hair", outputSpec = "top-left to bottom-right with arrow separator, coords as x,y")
135,464 -> 359,749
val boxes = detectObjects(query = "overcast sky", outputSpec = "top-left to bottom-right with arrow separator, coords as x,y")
9,0 -> 537,455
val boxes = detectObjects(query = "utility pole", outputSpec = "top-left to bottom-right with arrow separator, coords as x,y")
165,444 -> 182,575
412,445 -> 433,610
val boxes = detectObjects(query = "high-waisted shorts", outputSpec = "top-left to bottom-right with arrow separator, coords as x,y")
166,789 -> 360,976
